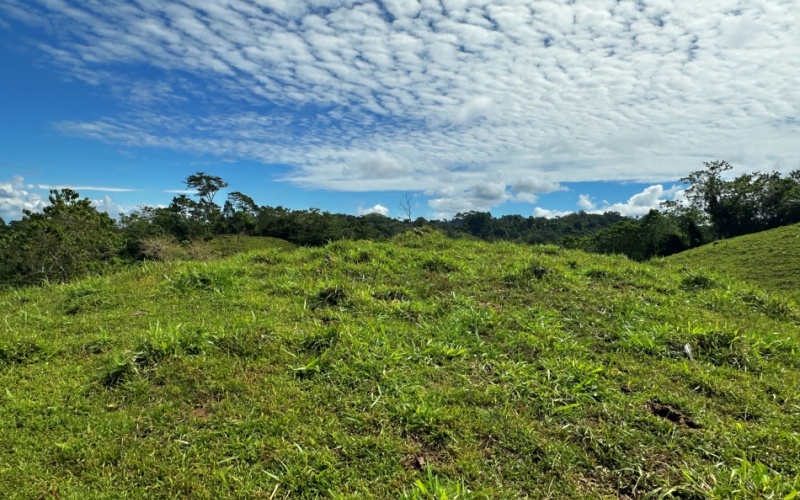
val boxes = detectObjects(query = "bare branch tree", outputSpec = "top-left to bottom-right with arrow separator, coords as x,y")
398,193 -> 413,221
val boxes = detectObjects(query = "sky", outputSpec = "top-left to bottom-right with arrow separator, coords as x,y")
1,0 -> 798,222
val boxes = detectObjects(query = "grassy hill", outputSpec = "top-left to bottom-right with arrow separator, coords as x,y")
1,229 -> 799,498
666,223 -> 800,294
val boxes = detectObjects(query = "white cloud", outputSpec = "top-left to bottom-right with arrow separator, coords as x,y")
534,184 -> 686,219
428,181 -> 512,217
592,184 -> 688,217
91,195 -> 128,219
357,204 -> 390,217
29,184 -> 136,193
533,207 -> 572,219
164,189 -> 198,195
0,176 -> 47,220
512,177 -> 566,195
1,176 -> 135,221
343,151 -> 410,179
3,0 -> 799,215
514,192 -> 540,204
452,96 -> 495,125
577,194 -> 596,210
470,182 -> 509,202
511,177 -> 567,206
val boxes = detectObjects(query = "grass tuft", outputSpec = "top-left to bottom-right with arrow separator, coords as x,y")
168,263 -> 242,293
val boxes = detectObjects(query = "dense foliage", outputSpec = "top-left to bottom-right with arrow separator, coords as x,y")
569,160 -> 800,261
0,190 -> 122,287
118,172 -> 631,255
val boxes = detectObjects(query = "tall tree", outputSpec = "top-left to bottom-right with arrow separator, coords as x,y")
398,193 -> 413,222
223,191 -> 259,239
185,172 -> 228,205
175,173 -> 230,236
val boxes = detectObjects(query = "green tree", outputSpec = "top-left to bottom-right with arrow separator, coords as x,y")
185,172 -> 228,205
680,160 -> 733,238
167,195 -> 208,241
182,172 -> 228,234
638,209 -> 687,257
679,161 -> 800,239
578,221 -> 646,260
779,179 -> 800,223
455,211 -> 493,239
223,191 -> 259,241
0,189 -> 122,286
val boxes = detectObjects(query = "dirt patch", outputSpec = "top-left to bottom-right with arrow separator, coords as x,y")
402,454 -> 429,471
646,401 -> 700,429
191,407 -> 209,419
402,435 -> 449,470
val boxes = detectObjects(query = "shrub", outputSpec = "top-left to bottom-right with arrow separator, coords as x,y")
137,236 -> 184,261
0,189 -> 122,286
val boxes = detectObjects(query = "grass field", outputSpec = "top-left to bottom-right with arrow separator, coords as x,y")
666,223 -> 800,295
1,229 -> 799,498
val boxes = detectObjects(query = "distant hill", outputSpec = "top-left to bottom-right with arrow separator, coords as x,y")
1,229 -> 798,497
666,223 -> 800,293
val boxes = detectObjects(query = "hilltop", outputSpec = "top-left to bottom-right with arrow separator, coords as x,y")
666,223 -> 800,294
1,230 -> 798,498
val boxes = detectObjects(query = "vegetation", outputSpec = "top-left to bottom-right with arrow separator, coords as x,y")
677,160 -> 800,240
1,230 -> 798,497
2,159 -> 799,289
667,222 -> 800,294
0,173 -> 631,288
570,161 -> 800,261
0,189 -> 122,287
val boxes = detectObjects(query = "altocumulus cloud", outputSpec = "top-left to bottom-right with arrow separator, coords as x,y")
3,0 -> 799,215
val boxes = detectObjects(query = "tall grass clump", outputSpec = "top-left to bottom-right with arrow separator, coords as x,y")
167,263 -> 242,293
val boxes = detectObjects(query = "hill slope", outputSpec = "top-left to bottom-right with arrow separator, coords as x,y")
1,230 -> 799,498
666,223 -> 800,294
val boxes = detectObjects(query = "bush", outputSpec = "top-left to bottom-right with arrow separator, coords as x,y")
0,189 -> 122,286
137,236 -> 184,261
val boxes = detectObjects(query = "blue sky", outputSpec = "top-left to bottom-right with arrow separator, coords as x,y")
1,0 -> 798,221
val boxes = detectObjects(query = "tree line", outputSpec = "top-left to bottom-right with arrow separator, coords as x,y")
2,160 -> 798,286
566,160 -> 800,260
0,171 -> 629,287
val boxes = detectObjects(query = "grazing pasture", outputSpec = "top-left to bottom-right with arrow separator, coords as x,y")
666,222 -> 800,294
1,230 -> 798,498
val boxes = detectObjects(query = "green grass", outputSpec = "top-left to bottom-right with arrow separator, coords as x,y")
204,235 -> 298,256
134,235 -> 297,263
666,223 -> 800,294
1,229 -> 799,498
